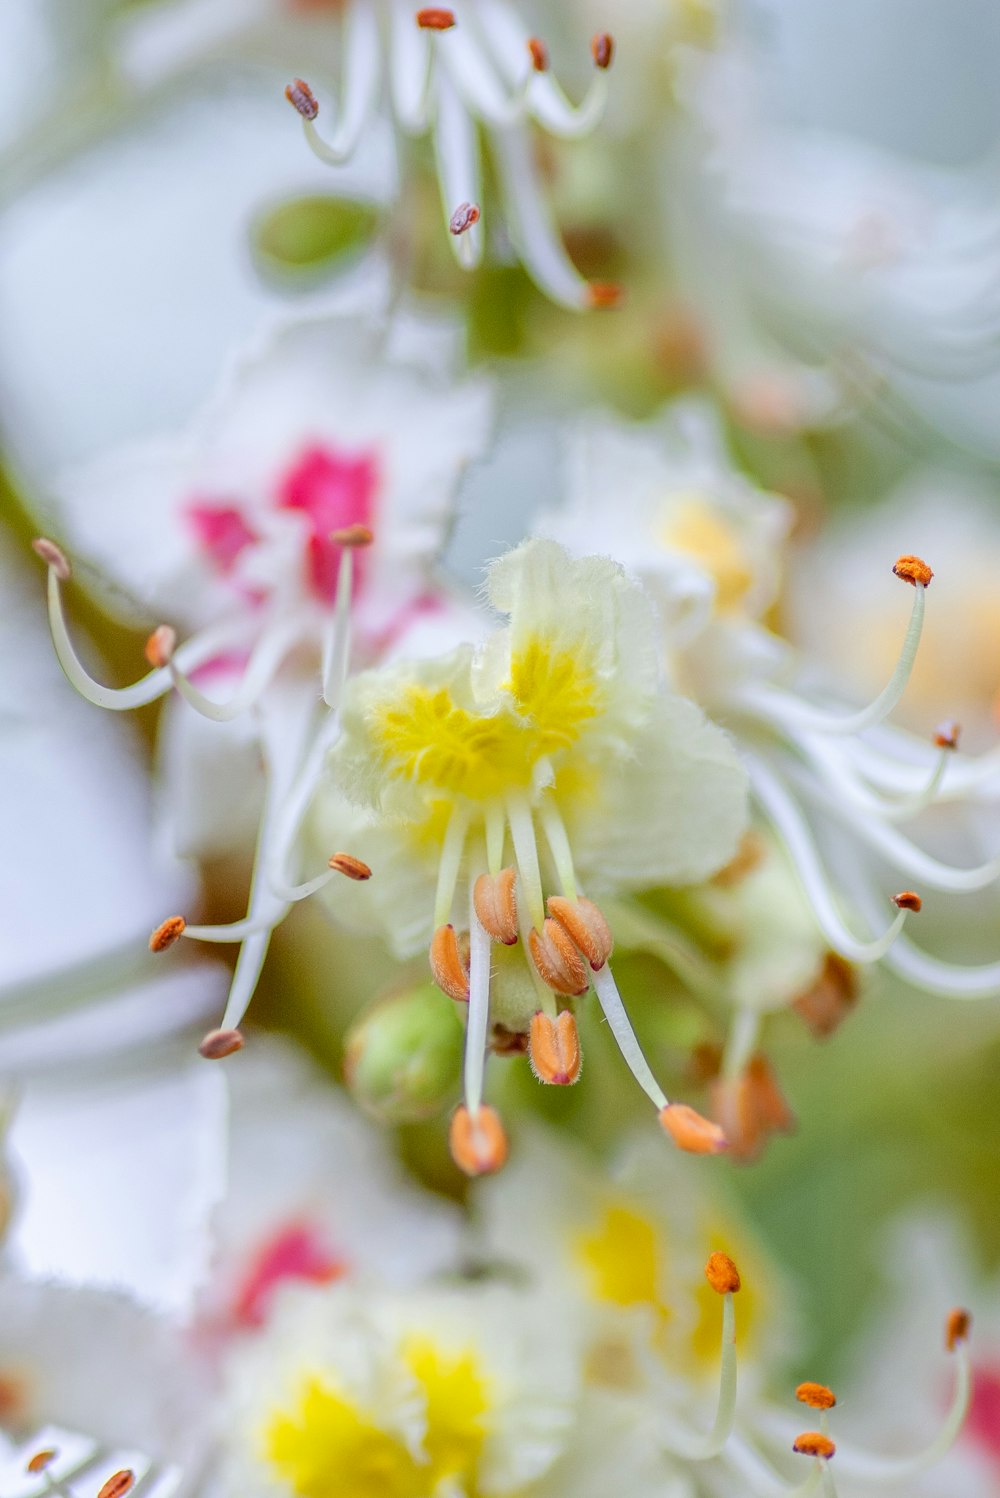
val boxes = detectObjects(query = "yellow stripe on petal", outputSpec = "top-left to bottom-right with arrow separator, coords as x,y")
660,496 -> 753,613
372,684 -> 534,800
402,1337 -> 491,1490
265,1376 -> 419,1498
574,1203 -> 672,1325
505,637 -> 602,754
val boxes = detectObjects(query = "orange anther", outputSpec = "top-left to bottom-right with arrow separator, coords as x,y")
328,852 -> 372,881
934,720 -> 961,750
31,537 -> 71,580
659,1103 -> 728,1155
26,1451 -> 57,1474
330,524 -> 373,547
892,890 -> 922,912
285,77 -> 319,119
704,1251 -> 741,1294
98,1474 -> 136,1498
591,32 -> 614,68
711,1053 -> 794,1163
946,1308 -> 971,1351
529,1010 -> 582,1085
893,554 -> 933,588
528,920 -> 589,996
527,37 -> 549,71
793,1433 -> 836,1460
430,923 -> 470,1003
546,895 -> 612,970
793,952 -> 859,1039
474,869 -> 519,945
449,202 -> 481,236
199,1028 -> 244,1060
586,281 -> 623,310
144,624 -> 177,668
797,1382 -> 837,1410
149,915 -> 186,953
449,1104 -> 508,1176
416,7 -> 455,28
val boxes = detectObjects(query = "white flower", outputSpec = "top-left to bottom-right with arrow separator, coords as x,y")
115,0 -> 622,308
33,305 -> 492,1051
316,536 -> 748,1170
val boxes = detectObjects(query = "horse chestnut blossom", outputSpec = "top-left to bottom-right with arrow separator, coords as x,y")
314,537 -> 749,1172
32,308 -> 491,1058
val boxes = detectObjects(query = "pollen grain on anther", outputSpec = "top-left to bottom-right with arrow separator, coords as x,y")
144,624 -> 177,669
150,915 -> 186,953
591,32 -> 614,69
527,37 -> 549,72
793,1432 -> 836,1460
285,77 -> 319,120
449,202 -> 481,237
797,1381 -> 837,1410
892,890 -> 923,912
199,1027 -> 245,1060
31,537 -> 71,580
892,553 -> 933,587
97,1473 -> 136,1498
328,852 -> 372,881
416,7 -> 456,29
946,1307 -> 972,1351
704,1251 -> 741,1294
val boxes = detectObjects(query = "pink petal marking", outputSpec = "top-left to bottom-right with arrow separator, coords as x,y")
276,443 -> 379,603
967,1362 -> 1000,1468
186,502 -> 259,574
232,1222 -> 346,1329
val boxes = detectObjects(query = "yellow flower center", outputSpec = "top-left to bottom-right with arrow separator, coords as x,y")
574,1203 -> 671,1325
370,636 -> 601,806
659,495 -> 753,613
263,1341 -> 492,1498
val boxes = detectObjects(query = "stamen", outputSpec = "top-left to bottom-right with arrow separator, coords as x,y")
328,852 -> 372,881
449,1103 -> 508,1176
946,1308 -> 971,1350
934,720 -> 961,750
892,554 -> 933,587
794,1434 -> 836,1460
163,617 -> 303,723
528,919 -> 589,995
329,525 -> 373,548
26,1450 -> 59,1474
591,33 -> 615,68
662,1252 -> 741,1460
891,890 -> 922,912
586,283 -> 624,310
547,895 -> 612,970
285,77 -> 319,119
97,1473 -> 135,1498
31,537 -> 70,580
449,202 -> 481,236
590,961 -> 671,1112
527,37 -> 549,72
144,624 -> 176,668
660,1102 -> 728,1154
416,7 -> 456,29
321,544 -> 357,709
473,869 -> 519,945
793,954 -> 860,1038
199,1028 -> 244,1060
797,1383 -> 837,1411
463,888 -> 493,1113
705,1251 -> 741,1294
491,126 -> 592,310
149,915 -> 186,952
293,5 -> 381,163
528,1009 -> 582,1085
430,923 -> 470,1003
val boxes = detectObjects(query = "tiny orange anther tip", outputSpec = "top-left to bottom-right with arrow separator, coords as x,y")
587,281 -> 623,310
330,523 -> 374,547
934,720 -> 961,750
704,1251 -> 741,1295
793,1433 -> 836,1460
97,1473 -> 136,1498
328,852 -> 372,881
149,915 -> 186,953
31,537 -> 71,580
528,37 -> 549,71
659,1103 -> 728,1155
449,202 -> 481,236
529,1010 -> 582,1086
199,1028 -> 244,1060
796,1382 -> 837,1410
449,1105 -> 508,1176
416,7 -> 456,29
892,554 -> 933,588
946,1308 -> 972,1351
285,78 -> 318,119
144,624 -> 176,669
26,1450 -> 57,1475
591,32 -> 614,68
892,890 -> 922,913
430,923 -> 470,1003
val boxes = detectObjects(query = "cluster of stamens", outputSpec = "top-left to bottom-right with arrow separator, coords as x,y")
24,1449 -> 135,1498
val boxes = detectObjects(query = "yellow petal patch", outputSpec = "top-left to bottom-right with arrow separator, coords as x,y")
574,1203 -> 671,1326
402,1337 -> 491,1490
265,1375 -> 418,1498
660,495 -> 753,612
505,637 -> 602,755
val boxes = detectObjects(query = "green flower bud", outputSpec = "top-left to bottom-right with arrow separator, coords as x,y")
344,981 -> 463,1124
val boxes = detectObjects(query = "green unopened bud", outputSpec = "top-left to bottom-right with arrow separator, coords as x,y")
344,981 -> 463,1124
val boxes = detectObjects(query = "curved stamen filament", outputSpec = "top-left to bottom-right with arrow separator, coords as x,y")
40,554 -> 240,711
796,733 -> 952,822
297,3 -> 381,164
723,1434 -> 825,1498
166,617 -> 302,722
747,756 -> 913,963
590,961 -> 667,1111
389,0 -> 435,133
492,123 -> 592,310
662,1275 -> 739,1460
506,792 -> 546,928
182,915 -> 277,944
267,711 -> 344,902
733,580 -> 926,738
434,804 -> 471,928
463,882 -> 493,1115
538,797 -> 579,900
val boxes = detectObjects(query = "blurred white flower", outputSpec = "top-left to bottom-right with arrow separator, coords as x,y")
33,305 -> 491,1053
115,0 -> 622,307
317,536 -> 748,1171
